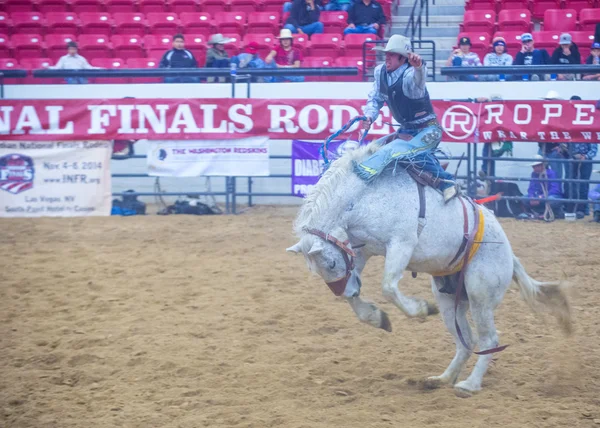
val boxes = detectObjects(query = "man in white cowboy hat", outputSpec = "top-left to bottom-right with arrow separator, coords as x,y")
265,29 -> 304,82
354,34 -> 458,202
205,33 -> 234,82
526,154 -> 563,218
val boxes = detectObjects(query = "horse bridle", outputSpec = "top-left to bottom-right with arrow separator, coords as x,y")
304,228 -> 356,296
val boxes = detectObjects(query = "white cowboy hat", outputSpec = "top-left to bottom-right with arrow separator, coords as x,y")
529,154 -> 544,166
372,34 -> 413,56
276,29 -> 293,39
542,90 -> 562,100
208,33 -> 233,45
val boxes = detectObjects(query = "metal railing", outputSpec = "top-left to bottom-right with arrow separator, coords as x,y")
441,64 -> 600,80
362,39 -> 436,81
404,0 -> 430,40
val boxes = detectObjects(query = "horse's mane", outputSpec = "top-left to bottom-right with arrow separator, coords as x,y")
293,141 -> 382,236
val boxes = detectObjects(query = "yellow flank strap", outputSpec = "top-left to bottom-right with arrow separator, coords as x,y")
432,207 -> 485,277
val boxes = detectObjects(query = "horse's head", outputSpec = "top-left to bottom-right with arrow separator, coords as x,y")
287,227 -> 360,297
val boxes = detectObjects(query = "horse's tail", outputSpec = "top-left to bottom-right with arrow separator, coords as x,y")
512,254 -> 573,335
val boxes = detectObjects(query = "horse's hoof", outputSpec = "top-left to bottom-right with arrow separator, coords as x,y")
379,311 -> 392,332
421,377 -> 443,390
454,381 -> 478,398
427,302 -> 439,316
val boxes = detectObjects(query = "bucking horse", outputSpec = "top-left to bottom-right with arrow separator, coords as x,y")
287,140 -> 572,397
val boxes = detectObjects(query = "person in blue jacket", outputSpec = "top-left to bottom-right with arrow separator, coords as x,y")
514,33 -> 550,81
159,34 -> 199,83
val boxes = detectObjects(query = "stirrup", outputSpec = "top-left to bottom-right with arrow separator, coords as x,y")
443,185 -> 459,203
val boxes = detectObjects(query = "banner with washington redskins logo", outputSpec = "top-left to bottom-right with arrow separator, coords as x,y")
0,99 -> 598,142
0,141 -> 112,217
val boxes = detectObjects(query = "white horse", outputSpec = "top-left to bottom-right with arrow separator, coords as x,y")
287,142 -> 572,397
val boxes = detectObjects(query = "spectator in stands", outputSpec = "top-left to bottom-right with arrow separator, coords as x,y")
231,42 -> 267,82
50,41 -> 101,84
482,37 -> 513,81
583,42 -> 600,81
446,37 -> 481,81
325,0 -> 352,12
159,34 -> 199,84
265,29 -> 304,82
550,33 -> 580,81
527,155 -> 564,218
344,0 -> 386,35
283,0 -> 324,36
590,170 -> 600,223
514,33 -> 550,81
204,34 -> 233,82
538,91 -> 569,188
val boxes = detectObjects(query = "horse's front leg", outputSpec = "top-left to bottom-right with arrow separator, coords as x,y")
382,242 -> 438,318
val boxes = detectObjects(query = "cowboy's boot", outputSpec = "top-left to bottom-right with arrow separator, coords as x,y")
443,184 -> 459,203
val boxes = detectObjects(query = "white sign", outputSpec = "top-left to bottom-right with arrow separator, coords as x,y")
147,137 -> 270,177
0,141 -> 112,217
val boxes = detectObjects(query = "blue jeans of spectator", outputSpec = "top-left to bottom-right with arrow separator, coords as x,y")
163,76 -> 200,83
325,2 -> 350,11
343,25 -> 378,35
451,56 -> 477,81
528,195 -> 563,216
538,148 -> 565,188
65,77 -> 88,84
264,61 -> 305,82
481,143 -> 496,177
284,21 -> 324,35
566,160 -> 593,215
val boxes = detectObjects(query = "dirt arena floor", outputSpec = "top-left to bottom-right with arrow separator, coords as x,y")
1,206 -> 599,428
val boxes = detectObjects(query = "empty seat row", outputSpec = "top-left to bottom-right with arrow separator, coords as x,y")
0,11 -> 351,35
466,0 -> 599,19
462,9 -> 600,34
0,32 -> 378,60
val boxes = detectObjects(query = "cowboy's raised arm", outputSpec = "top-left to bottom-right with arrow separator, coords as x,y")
402,57 -> 427,99
364,64 -> 385,122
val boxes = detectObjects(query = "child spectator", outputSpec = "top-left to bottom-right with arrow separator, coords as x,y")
265,29 -> 304,82
159,34 -> 199,83
482,37 -> 513,80
514,33 -> 550,81
50,41 -> 101,84
446,37 -> 481,81
550,33 -> 580,81
583,42 -> 600,81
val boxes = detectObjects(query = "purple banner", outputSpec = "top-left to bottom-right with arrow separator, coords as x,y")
291,140 -> 363,197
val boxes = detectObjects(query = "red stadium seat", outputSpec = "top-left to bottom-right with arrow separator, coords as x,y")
221,32 -> 241,55
180,12 -> 214,34
12,34 -> 44,59
247,12 -> 280,35
201,0 -> 229,14
243,33 -> 276,57
79,34 -> 113,59
106,0 -> 138,13
45,34 -> 77,60
11,12 -> 45,35
183,34 -> 207,64
571,30 -> 595,48
531,31 -> 561,51
320,12 -> 347,34
493,31 -> 524,50
113,13 -> 147,34
171,0 -> 199,13
499,0 -> 532,10
147,13 -> 181,34
542,9 -> 577,31
461,10 -> 496,34
144,34 -> 173,57
125,57 -> 161,83
72,0 -> 105,13
302,56 -> 333,81
80,13 -> 114,35
292,33 -> 309,53
0,34 -> 11,58
20,57 -> 53,83
309,33 -> 342,58
564,0 -> 595,14
139,0 -> 165,13
498,9 -> 531,33
91,57 -> 127,83
46,13 -> 80,35
230,0 -> 260,13
38,0 -> 70,13
263,0 -> 285,12
0,13 -> 11,35
465,0 -> 496,12
214,12 -> 247,34
4,0 -> 37,13
112,35 -> 145,58
0,58 -> 22,83
334,56 -> 365,82
579,9 -> 600,31
343,33 -> 376,57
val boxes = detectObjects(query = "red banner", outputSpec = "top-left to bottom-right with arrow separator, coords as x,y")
0,98 -> 598,142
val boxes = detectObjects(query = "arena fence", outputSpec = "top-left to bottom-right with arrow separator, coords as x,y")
441,65 -> 600,79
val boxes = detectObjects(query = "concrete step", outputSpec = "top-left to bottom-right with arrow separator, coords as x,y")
391,26 -> 460,37
397,5 -> 465,17
392,14 -> 465,25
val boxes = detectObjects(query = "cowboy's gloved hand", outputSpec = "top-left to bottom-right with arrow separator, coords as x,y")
408,53 -> 422,68
362,117 -> 373,130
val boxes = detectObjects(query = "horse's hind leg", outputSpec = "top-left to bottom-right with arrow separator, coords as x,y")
423,277 -> 473,389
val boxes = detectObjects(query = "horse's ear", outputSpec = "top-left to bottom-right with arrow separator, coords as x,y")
286,241 -> 303,254
307,240 -> 324,256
